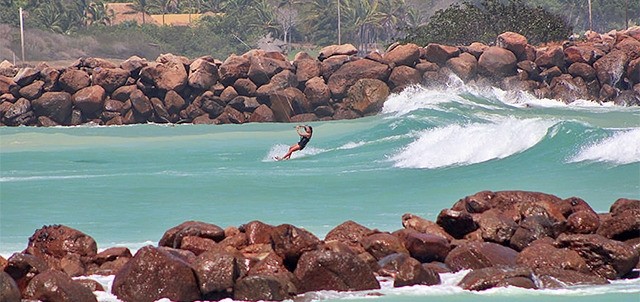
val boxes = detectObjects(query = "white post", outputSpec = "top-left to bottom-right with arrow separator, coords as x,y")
19,7 -> 25,62
587,0 -> 592,31
337,0 -> 341,45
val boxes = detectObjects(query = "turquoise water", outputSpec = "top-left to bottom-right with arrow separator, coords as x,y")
1,85 -> 639,301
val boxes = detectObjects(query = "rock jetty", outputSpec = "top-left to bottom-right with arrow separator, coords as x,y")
1,28 -> 640,127
0,190 -> 638,301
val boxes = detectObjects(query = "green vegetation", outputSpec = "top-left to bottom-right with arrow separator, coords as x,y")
0,0 -> 637,61
402,0 -> 573,46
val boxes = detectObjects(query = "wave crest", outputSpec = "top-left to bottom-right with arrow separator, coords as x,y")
569,128 -> 640,165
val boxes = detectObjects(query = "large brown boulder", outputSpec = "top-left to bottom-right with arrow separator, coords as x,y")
609,198 -> 640,214
158,220 -> 225,248
551,74 -> 591,103
401,213 -> 454,241
0,271 -> 21,302
568,62 -> 597,81
392,255 -> 441,287
90,247 -> 132,275
436,209 -> 478,239
444,241 -> 519,272
294,249 -> 380,293
139,61 -> 188,92
556,233 -> 639,279
24,225 -> 97,270
23,269 -> 97,302
478,46 -> 517,78
129,89 -> 152,118
361,233 -> 408,261
112,246 -> 200,302
248,55 -> 292,86
424,43 -> 460,66
4,253 -> 50,293
270,224 -> 320,268
509,214 -> 557,251
192,249 -> 243,300
188,57 -> 219,90
476,210 -> 518,244
593,50 -> 629,87
564,45 -> 603,64
327,59 -> 392,98
628,57 -> 640,85
318,44 -> 358,61
13,67 -> 39,86
385,43 -> 421,66
58,69 -> 91,93
345,78 -> 390,116
120,55 -> 147,76
403,232 -> 451,263
324,220 -> 373,253
249,104 -> 275,122
304,76 -> 331,107
516,242 -> 589,272
446,52 -> 478,81
294,57 -> 321,84
233,274 -> 295,301
0,75 -> 18,95
496,32 -> 529,60
2,97 -> 32,126
388,66 -> 421,90
92,67 -> 130,93
72,85 -> 106,117
458,266 -> 536,291
164,90 -> 186,114
18,80 -> 44,100
534,267 -> 609,288
597,209 -> 640,241
535,46 -> 565,69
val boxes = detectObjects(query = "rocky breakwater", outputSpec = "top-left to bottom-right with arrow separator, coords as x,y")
1,28 -> 640,127
1,191 -> 638,301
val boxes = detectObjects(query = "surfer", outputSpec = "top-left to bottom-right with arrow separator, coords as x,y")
276,125 -> 313,160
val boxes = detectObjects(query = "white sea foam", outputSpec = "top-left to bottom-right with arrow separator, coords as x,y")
390,118 -> 555,169
569,128 -> 640,165
381,85 -> 471,116
338,141 -> 367,150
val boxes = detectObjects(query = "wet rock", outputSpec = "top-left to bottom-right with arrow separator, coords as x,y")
516,243 -> 589,272
556,233 -> 639,279
446,52 -> 478,81
73,85 -> 106,117
324,220 -> 373,254
403,232 -> 451,263
436,209 -> 478,239
304,76 -> 331,107
497,31 -> 529,60
318,44 -> 358,61
510,214 -> 556,251
476,210 -> 518,244
597,209 -> 640,241
328,59 -> 391,98
402,213 -> 454,241
424,43 -> 460,66
533,267 -> 609,288
444,241 -> 518,272
458,266 -> 535,291
0,75 -> 19,95
0,271 -> 21,302
192,249 -> 242,299
32,92 -> 73,124
628,57 -> 640,85
233,274 -> 295,301
92,67 -> 130,93
593,50 -> 628,87
393,255 -> 440,287
385,43 -> 421,66
76,278 -> 105,292
159,221 -> 226,249
112,245 -> 200,302
609,198 -> 640,214
361,232 -> 409,261
23,269 -> 97,302
58,69 -> 91,93
18,80 -> 44,100
164,90 -> 186,114
568,62 -> 597,81
346,78 -> 390,116
388,66 -> 421,90
294,249 -> 380,293
4,252 -> 50,293
270,224 -> 320,269
248,104 -> 275,122
478,46 -> 517,78
188,57 -> 219,90
567,210 -> 600,234
25,225 -> 97,271
535,46 -> 565,69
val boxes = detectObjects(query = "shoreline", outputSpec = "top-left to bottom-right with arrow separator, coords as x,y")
1,28 -> 639,127
1,190 -> 638,301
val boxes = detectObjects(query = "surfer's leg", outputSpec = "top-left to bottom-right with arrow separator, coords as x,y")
282,144 -> 300,160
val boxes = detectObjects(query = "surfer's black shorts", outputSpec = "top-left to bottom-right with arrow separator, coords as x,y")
298,137 -> 310,150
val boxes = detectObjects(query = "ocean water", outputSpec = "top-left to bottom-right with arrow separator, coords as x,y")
1,83 -> 639,301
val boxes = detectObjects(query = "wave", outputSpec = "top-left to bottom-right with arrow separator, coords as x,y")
569,128 -> 640,165
390,118 -> 556,169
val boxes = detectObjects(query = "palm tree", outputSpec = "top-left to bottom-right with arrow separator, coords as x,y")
128,0 -> 151,24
